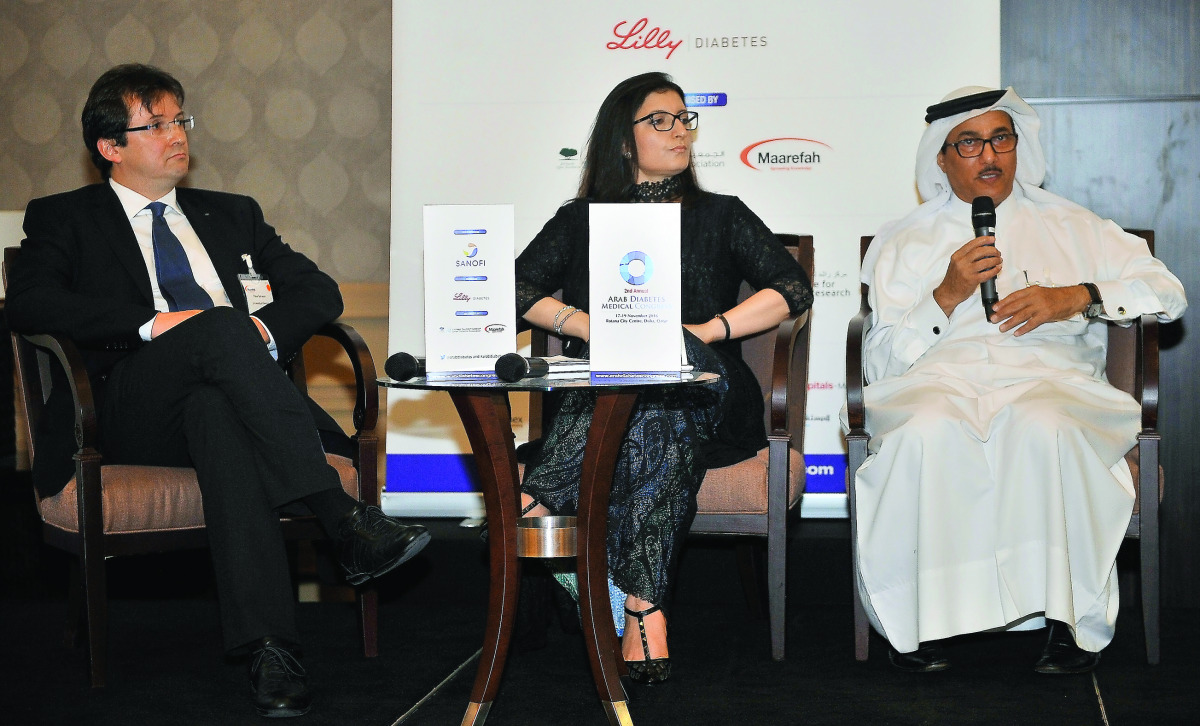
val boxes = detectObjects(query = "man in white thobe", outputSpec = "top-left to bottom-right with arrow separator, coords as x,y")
852,86 -> 1187,674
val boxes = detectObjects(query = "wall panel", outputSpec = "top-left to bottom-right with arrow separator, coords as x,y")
1002,0 -> 1200,606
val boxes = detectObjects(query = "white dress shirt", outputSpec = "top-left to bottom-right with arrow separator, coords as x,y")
108,179 -> 276,356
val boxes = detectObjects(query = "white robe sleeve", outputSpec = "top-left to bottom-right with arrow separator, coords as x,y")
862,234 -> 953,383
1090,219 -> 1187,323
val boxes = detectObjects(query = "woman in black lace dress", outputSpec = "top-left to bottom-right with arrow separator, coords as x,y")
515,72 -> 812,683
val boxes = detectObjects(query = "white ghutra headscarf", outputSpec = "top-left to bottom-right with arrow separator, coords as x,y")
915,85 -> 1046,203
863,86 -> 1059,282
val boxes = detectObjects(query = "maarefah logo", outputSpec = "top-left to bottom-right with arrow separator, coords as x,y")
740,138 -> 830,171
484,324 -> 507,333
607,18 -> 682,59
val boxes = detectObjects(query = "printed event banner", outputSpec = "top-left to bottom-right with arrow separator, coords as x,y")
588,203 -> 683,380
389,0 -> 1000,516
422,205 -> 516,377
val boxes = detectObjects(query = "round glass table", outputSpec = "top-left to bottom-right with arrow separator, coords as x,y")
380,372 -> 719,726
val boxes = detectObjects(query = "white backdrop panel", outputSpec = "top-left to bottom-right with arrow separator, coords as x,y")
388,0 -> 999,516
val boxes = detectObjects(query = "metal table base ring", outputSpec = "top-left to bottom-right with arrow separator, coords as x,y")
516,515 -> 577,558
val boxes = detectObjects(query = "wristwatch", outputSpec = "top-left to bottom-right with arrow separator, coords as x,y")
1081,282 -> 1104,318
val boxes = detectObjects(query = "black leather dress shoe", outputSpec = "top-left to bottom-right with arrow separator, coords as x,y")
249,637 -> 311,718
888,642 -> 951,673
338,504 -> 431,585
1034,622 -> 1101,674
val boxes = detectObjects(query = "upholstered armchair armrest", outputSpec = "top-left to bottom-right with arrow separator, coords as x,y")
529,325 -> 551,358
313,322 -> 379,438
1135,314 -> 1159,434
23,332 -> 99,455
22,332 -> 106,544
527,290 -> 566,359
769,310 -> 811,440
844,294 -> 872,437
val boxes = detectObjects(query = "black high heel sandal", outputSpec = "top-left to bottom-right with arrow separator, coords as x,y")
624,604 -> 671,684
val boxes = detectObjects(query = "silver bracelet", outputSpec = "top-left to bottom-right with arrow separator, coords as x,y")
554,307 -> 581,336
551,305 -> 574,333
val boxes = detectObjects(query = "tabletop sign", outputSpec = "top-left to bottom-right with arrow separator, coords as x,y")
588,203 -> 684,381
422,204 -> 517,378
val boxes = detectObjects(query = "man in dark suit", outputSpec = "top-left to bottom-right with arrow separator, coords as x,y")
5,64 -> 429,718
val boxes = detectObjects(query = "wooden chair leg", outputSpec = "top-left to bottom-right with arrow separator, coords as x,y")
360,585 -> 379,658
82,549 -> 109,687
852,577 -> 870,662
1141,540 -> 1160,665
734,543 -> 766,620
1139,440 -> 1161,665
767,520 -> 787,661
847,437 -> 870,662
65,559 -> 85,648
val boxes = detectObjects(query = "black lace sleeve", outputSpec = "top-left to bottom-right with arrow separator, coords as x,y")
514,200 -> 589,316
726,197 -> 814,316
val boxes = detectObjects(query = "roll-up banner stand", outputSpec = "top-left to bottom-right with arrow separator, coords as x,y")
387,0 -> 1000,518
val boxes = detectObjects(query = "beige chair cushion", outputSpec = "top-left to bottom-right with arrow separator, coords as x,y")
518,447 -> 804,516
38,454 -> 359,535
696,446 -> 805,515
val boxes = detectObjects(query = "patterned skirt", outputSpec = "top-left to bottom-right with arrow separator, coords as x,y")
520,334 -> 732,606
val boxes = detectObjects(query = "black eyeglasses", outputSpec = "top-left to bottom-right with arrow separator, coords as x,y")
633,110 -> 699,132
123,117 -> 196,137
942,132 -> 1018,158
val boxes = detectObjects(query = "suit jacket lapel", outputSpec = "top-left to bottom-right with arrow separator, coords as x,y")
90,184 -> 156,306
177,189 -> 249,312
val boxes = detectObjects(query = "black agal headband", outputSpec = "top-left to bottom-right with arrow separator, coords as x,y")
925,89 -> 1006,123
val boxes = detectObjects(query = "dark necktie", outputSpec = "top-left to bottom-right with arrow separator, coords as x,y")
147,201 -> 213,311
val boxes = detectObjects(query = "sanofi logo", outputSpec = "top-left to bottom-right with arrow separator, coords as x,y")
619,250 -> 653,285
685,92 -> 727,107
463,243 -> 479,258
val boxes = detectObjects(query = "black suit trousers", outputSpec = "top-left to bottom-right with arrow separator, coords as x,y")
100,307 -> 342,650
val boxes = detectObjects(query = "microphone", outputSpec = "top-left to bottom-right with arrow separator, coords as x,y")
384,352 -> 426,381
495,353 -> 550,382
972,195 -> 999,319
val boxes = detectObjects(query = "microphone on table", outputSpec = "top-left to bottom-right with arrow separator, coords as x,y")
495,353 -> 550,382
384,352 -> 426,381
972,195 -> 999,320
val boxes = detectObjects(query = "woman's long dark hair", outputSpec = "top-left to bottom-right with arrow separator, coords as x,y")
577,71 -> 702,204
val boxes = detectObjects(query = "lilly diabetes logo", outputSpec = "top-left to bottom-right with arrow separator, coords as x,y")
607,18 -> 683,59
740,138 -> 831,171
618,251 -> 654,286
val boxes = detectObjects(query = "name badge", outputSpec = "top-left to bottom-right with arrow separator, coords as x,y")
238,274 -> 273,313
238,254 -> 273,313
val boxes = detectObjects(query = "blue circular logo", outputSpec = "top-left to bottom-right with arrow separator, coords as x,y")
619,250 -> 653,285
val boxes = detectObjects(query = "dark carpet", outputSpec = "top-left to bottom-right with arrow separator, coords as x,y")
1,480 -> 1197,725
